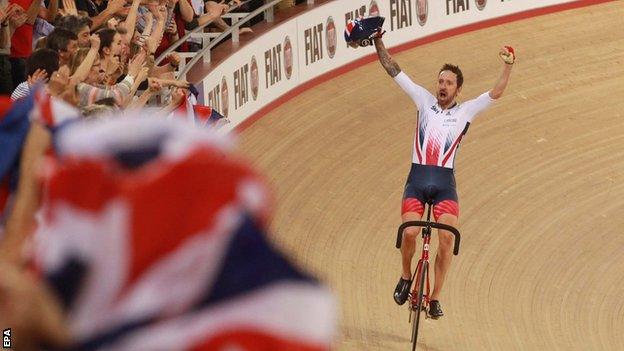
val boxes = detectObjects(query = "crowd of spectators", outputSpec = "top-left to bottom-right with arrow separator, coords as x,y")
1,0 -> 306,111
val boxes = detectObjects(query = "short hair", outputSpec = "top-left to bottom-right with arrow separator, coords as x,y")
26,49 -> 60,77
96,28 -> 117,55
55,15 -> 93,35
46,28 -> 78,53
439,63 -> 464,88
81,104 -> 114,119
94,97 -> 118,107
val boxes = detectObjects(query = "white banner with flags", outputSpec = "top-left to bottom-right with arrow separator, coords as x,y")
200,0 -> 582,132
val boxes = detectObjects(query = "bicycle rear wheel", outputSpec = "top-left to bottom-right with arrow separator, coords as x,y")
411,261 -> 428,351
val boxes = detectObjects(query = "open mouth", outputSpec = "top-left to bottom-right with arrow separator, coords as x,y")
439,91 -> 447,98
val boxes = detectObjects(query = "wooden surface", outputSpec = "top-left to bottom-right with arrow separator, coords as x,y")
238,2 -> 624,350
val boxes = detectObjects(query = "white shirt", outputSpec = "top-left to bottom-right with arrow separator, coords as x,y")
394,71 -> 494,169
10,81 -> 30,101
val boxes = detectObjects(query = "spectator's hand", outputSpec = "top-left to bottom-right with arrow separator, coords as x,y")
62,0 -> 78,16
89,33 -> 100,50
214,3 -> 229,15
107,17 -> 119,29
27,69 -> 48,87
48,67 -> 79,106
154,4 -> 166,20
136,67 -> 149,85
127,51 -> 146,78
144,37 -> 157,55
106,0 -> 125,14
148,78 -> 162,93
167,52 -> 180,68
8,10 -> 27,28
240,27 -> 252,34
207,1 -> 228,16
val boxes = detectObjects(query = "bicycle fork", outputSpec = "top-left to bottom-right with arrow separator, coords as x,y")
408,205 -> 433,320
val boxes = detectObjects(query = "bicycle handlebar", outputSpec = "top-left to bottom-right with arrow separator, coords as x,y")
396,221 -> 461,255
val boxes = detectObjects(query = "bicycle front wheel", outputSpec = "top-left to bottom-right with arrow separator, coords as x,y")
411,261 -> 428,351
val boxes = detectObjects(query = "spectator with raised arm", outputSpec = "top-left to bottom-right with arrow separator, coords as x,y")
10,48 -> 59,100
9,0 -> 41,88
72,47 -> 145,107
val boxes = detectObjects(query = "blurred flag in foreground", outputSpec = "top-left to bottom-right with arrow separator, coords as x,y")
32,116 -> 336,350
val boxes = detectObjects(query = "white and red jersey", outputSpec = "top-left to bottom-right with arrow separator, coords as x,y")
394,71 -> 494,169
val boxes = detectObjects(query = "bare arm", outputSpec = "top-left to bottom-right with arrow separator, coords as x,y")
150,52 -> 178,76
197,1 -> 227,27
373,37 -> 401,77
150,77 -> 188,88
489,47 -> 515,99
177,0 -> 194,22
47,0 -> 58,20
128,78 -> 160,109
25,0 -> 42,24
90,0 -> 124,30
38,0 -> 58,22
0,5 -> 10,47
127,88 -> 153,109
145,6 -> 166,55
122,67 -> 148,107
69,35 -> 100,85
0,123 -> 50,265
123,0 -> 142,45
0,26 -> 7,48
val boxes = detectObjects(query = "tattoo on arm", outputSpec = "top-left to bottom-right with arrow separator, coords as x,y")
374,38 -> 401,77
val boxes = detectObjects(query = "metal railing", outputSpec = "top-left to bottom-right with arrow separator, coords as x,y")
155,0 -> 286,72
155,0 -> 251,65
176,0 -> 283,80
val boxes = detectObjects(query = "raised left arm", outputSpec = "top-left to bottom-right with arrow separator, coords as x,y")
489,46 -> 515,100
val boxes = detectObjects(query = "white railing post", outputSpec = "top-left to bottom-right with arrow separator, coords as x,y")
264,0 -> 274,23
202,35 -> 211,64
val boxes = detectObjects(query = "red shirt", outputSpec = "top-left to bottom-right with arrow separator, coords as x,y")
156,0 -> 192,56
10,0 -> 34,58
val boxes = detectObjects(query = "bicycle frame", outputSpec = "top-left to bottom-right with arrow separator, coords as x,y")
412,219 -> 433,310
395,202 -> 462,350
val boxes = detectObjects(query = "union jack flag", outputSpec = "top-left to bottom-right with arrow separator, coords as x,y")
0,91 -> 80,225
33,117 -> 336,350
172,86 -> 227,127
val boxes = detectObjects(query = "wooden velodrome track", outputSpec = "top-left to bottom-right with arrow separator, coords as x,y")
238,2 -> 623,350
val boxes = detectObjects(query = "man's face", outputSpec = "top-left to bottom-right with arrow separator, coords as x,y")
436,70 -> 460,107
78,26 -> 91,47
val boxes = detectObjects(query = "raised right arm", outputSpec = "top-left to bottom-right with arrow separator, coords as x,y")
373,37 -> 401,77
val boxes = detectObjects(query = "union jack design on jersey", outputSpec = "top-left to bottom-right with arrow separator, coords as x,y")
33,117 -> 336,351
394,72 -> 494,169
